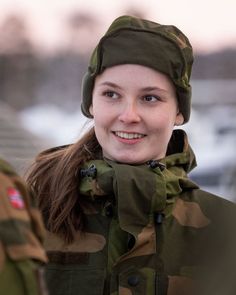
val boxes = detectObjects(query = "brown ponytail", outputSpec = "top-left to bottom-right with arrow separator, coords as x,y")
26,127 -> 101,243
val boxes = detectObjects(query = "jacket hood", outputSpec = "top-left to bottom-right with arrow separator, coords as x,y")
164,129 -> 197,174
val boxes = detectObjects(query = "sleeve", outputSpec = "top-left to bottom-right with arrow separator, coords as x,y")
0,159 -> 48,295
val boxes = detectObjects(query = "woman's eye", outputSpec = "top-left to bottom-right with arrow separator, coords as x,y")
143,95 -> 160,102
104,91 -> 119,99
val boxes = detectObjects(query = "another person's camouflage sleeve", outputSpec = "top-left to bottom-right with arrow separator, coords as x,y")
0,158 -> 48,295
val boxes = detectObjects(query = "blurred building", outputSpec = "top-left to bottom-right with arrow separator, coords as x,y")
0,101 -> 50,174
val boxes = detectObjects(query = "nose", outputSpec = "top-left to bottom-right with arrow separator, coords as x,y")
118,101 -> 141,123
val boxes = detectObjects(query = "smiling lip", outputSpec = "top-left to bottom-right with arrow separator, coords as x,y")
113,131 -> 146,141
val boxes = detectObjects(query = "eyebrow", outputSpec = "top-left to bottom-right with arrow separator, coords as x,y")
98,82 -> 122,90
141,86 -> 167,93
98,82 -> 167,93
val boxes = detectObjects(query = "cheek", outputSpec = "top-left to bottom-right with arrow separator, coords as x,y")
164,106 -> 180,126
93,109 -> 111,130
93,103 -> 116,124
150,112 -> 176,129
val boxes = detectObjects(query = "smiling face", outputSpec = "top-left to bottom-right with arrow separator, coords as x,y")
90,64 -> 184,164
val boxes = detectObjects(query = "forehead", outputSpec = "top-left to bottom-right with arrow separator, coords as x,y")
94,64 -> 176,93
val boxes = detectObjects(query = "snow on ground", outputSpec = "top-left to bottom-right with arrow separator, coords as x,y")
20,104 -> 93,146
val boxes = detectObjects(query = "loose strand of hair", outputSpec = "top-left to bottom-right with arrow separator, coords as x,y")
26,127 -> 100,243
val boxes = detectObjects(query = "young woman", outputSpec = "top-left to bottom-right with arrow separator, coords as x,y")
27,15 -> 236,295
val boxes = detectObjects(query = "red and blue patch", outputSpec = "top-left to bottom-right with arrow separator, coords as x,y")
7,187 -> 25,209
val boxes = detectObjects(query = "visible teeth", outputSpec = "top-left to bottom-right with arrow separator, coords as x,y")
115,131 -> 144,139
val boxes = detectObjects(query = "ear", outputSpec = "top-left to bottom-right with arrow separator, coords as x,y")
89,105 -> 93,116
175,111 -> 184,126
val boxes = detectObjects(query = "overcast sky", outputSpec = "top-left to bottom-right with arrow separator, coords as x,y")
0,0 -> 236,53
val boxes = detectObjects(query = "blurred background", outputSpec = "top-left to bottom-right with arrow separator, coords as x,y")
0,0 -> 235,201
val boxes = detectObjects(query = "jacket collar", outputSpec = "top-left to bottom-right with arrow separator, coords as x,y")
79,129 -> 198,236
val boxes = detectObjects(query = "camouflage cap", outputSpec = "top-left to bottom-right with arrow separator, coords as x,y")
81,15 -> 193,123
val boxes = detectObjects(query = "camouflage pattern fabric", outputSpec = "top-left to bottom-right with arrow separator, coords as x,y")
43,130 -> 236,295
0,158 -> 48,295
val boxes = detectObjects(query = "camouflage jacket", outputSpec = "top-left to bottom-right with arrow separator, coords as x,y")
44,130 -> 236,295
0,158 -> 48,295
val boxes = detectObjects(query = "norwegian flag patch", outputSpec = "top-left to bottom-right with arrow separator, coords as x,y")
7,187 -> 25,209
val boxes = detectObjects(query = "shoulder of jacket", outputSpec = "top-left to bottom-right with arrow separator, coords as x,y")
180,188 -> 236,226
0,158 -> 17,176
0,159 -> 47,247
181,188 -> 235,206
0,172 -> 47,263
